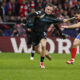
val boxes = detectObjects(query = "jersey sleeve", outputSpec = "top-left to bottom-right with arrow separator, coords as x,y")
51,14 -> 63,24
53,24 -> 66,39
28,11 -> 42,17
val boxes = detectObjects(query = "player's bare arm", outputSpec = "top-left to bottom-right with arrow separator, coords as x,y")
63,17 -> 76,23
62,22 -> 80,28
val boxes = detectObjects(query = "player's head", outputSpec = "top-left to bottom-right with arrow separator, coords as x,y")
75,10 -> 80,20
45,3 -> 54,15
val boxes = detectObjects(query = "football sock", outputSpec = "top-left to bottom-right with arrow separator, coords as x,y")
31,45 -> 35,57
71,48 -> 77,59
41,56 -> 44,62
31,50 -> 35,57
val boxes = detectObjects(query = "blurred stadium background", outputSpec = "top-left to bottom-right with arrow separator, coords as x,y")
0,0 -> 80,80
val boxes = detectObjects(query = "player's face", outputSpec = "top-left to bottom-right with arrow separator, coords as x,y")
75,14 -> 80,20
45,6 -> 54,15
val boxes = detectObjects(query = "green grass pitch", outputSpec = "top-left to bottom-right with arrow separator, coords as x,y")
0,53 -> 80,80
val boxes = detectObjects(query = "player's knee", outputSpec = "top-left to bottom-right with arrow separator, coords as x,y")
35,47 -> 38,52
42,45 -> 46,50
35,46 -> 39,53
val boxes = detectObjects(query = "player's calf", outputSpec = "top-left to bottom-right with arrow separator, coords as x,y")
40,56 -> 45,69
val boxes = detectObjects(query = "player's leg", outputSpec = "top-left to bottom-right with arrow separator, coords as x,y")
27,33 -> 35,60
30,45 -> 35,60
34,43 -> 45,68
39,38 -> 47,69
35,43 -> 52,60
35,43 -> 42,54
67,34 -> 80,64
33,39 -> 51,68
45,50 -> 52,60
33,39 -> 46,68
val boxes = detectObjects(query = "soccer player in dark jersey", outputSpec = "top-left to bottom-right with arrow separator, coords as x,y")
62,11 -> 80,64
28,3 -> 67,69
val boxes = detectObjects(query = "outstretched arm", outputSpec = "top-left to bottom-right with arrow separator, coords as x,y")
63,17 -> 76,23
51,17 -> 76,23
62,22 -> 80,28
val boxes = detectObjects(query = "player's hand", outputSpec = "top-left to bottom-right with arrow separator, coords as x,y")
27,28 -> 31,32
62,26 -> 69,28
63,19 -> 69,23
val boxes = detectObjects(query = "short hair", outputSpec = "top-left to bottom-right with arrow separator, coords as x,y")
46,3 -> 54,8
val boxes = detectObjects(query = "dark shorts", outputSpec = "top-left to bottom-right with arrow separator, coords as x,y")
32,31 -> 47,46
27,32 -> 33,45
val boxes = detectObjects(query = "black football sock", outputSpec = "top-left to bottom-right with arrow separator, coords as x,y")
31,52 -> 35,57
31,45 -> 35,57
41,56 -> 44,62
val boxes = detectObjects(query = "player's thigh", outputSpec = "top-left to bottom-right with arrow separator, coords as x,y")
73,38 -> 80,47
73,33 -> 80,46
40,38 -> 46,48
35,43 -> 41,52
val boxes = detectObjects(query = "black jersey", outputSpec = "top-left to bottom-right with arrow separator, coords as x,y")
28,10 -> 63,33
27,10 -> 65,46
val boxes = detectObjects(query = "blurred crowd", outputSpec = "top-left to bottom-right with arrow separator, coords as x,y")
0,0 -> 80,37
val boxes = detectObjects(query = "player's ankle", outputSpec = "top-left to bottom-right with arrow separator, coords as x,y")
71,58 -> 75,61
40,62 -> 45,69
40,62 -> 43,65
